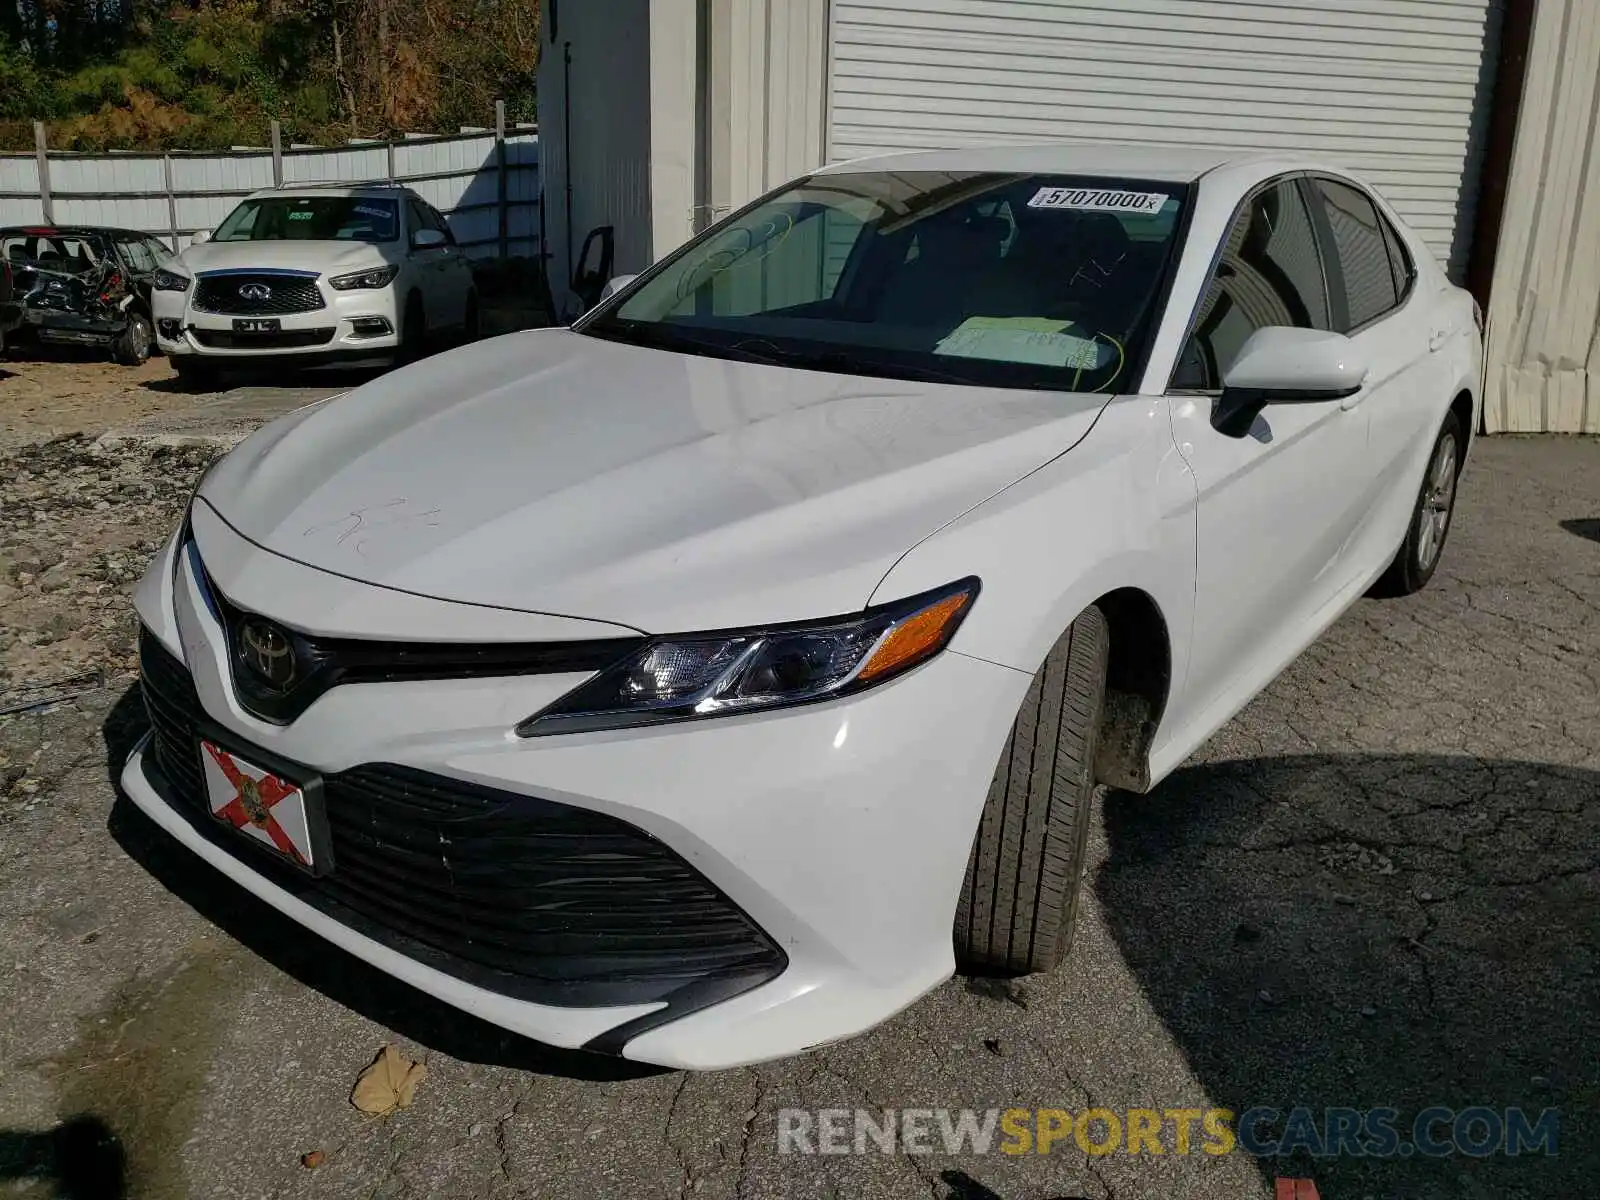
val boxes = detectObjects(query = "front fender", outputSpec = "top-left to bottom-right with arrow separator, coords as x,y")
870,393 -> 1198,765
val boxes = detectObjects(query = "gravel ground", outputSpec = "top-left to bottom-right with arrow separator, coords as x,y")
0,391 -> 1594,1200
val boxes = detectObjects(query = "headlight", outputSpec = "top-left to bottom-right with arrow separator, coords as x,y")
152,269 -> 191,292
517,578 -> 979,736
328,264 -> 400,291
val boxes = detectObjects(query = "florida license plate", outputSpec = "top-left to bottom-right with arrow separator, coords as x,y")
200,739 -> 322,872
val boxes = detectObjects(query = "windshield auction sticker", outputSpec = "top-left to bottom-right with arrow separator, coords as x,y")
1027,187 -> 1167,215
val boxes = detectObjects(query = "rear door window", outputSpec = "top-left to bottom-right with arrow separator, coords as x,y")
1309,177 -> 1404,331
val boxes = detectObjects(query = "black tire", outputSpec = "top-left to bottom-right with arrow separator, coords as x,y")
461,289 -> 480,343
172,356 -> 220,391
1371,410 -> 1464,597
955,604 -> 1110,975
397,293 -> 426,365
112,310 -> 153,365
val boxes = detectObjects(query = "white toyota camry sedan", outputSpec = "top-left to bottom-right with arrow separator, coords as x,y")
124,144 -> 1481,1069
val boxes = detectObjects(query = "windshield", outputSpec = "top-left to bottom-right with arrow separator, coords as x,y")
2,230 -> 108,274
580,171 -> 1189,392
213,196 -> 399,243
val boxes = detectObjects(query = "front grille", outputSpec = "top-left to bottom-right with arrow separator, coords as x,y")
200,565 -> 642,725
193,273 -> 325,315
191,327 -> 336,350
135,630 -> 786,1008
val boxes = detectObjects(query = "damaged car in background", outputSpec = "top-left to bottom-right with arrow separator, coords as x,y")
0,225 -> 172,364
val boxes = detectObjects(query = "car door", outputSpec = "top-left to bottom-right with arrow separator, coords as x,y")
1303,175 -> 1446,574
426,202 -> 474,322
1167,175 -> 1373,725
405,197 -> 451,315
408,198 -> 469,324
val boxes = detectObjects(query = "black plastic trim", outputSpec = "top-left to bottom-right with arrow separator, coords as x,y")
194,554 -> 644,725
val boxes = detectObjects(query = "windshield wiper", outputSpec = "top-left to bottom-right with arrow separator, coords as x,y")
729,339 -> 977,385
583,320 -> 786,366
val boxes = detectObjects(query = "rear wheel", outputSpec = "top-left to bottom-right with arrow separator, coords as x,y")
955,605 -> 1109,975
112,310 -> 153,365
1372,410 -> 1464,597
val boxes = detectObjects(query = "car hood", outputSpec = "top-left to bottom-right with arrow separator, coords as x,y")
179,239 -> 390,277
199,328 -> 1111,632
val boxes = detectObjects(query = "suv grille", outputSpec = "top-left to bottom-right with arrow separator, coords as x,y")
193,273 -> 325,315
136,630 -> 786,1008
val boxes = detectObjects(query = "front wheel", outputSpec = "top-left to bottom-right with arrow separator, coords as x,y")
1372,410 -> 1464,597
396,294 -> 426,366
955,605 -> 1109,976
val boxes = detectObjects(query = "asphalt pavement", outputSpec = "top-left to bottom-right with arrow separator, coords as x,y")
0,432 -> 1594,1200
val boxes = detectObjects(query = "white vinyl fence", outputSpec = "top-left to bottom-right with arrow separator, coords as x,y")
0,118 -> 539,259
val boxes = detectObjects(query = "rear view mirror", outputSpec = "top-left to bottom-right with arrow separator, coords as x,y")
189,229 -> 211,246
412,228 -> 447,250
598,274 -> 637,304
1214,327 -> 1368,437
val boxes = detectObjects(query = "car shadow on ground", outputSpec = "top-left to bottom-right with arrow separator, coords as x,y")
1560,518 -> 1600,545
1096,752 -> 1598,1199
99,684 -> 663,1084
137,362 -> 392,395
0,1115 -> 126,1200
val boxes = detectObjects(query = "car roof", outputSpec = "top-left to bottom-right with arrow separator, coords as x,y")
242,182 -> 416,200
0,225 -> 129,237
813,141 -> 1325,184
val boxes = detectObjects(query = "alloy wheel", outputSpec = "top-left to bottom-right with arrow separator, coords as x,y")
1416,434 -> 1458,572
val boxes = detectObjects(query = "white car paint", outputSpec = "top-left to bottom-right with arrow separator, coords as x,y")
152,184 -> 475,363
124,144 -> 1482,1068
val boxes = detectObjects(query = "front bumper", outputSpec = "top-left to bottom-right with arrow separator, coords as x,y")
125,523 -> 1030,1068
154,280 -> 401,359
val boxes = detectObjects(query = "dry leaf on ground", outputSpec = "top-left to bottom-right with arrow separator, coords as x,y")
350,1044 -> 428,1115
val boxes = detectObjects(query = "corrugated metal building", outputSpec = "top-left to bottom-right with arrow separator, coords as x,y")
540,0 -> 1595,433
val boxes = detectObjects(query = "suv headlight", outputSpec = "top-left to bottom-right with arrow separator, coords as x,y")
152,269 -> 191,292
329,264 -> 400,291
517,578 -> 979,736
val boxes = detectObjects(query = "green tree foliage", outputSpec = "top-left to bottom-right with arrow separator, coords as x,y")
0,0 -> 541,151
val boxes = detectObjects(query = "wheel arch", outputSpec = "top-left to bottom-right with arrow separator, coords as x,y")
1089,587 -> 1172,793
1449,387 -> 1474,456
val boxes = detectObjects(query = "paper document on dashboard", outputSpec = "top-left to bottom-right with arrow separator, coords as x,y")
934,317 -> 1105,369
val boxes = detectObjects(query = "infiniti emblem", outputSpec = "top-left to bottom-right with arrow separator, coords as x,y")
239,618 -> 298,691
238,283 -> 272,302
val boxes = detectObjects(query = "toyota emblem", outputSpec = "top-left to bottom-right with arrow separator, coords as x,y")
239,618 -> 298,691
238,283 -> 272,302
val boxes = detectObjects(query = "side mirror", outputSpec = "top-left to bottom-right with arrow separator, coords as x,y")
598,273 -> 637,303
189,229 -> 211,245
1214,327 -> 1368,438
411,228 -> 447,250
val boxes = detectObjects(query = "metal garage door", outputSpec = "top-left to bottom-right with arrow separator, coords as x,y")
826,0 -> 1503,278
